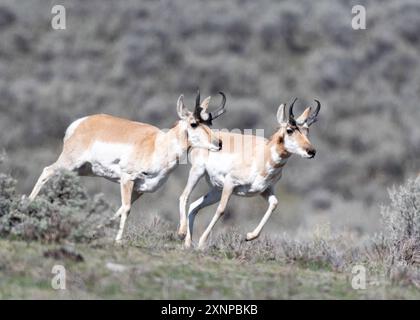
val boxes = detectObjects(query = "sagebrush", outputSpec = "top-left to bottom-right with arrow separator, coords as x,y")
379,178 -> 420,265
0,170 -> 115,243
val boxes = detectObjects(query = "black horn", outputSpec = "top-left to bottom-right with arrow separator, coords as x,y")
306,99 -> 321,126
195,89 -> 201,109
288,97 -> 297,123
289,97 -> 297,119
193,89 -> 202,120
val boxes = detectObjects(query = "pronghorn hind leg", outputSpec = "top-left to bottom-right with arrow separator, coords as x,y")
197,182 -> 234,250
28,163 -> 60,201
114,178 -> 136,244
246,187 -> 278,241
28,149 -> 80,201
178,166 -> 205,239
184,187 -> 222,249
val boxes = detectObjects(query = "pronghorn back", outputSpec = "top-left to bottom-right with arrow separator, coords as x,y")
58,114 -> 162,182
63,114 -> 160,147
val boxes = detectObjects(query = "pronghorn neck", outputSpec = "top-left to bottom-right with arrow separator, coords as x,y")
266,128 -> 291,168
161,121 -> 189,160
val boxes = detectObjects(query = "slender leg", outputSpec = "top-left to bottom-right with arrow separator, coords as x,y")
114,178 -> 135,244
178,166 -> 205,239
197,182 -> 234,250
184,188 -> 222,248
28,149 -> 77,202
28,164 -> 60,201
111,190 -> 141,221
246,187 -> 278,241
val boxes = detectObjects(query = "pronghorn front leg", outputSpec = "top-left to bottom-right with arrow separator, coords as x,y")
178,165 -> 205,239
246,187 -> 278,241
114,177 -> 135,244
185,188 -> 222,249
197,182 -> 234,250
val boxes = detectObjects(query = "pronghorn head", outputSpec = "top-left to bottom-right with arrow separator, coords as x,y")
176,92 -> 224,152
275,98 -> 321,159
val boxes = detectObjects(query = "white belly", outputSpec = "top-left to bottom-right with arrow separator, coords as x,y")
205,167 -> 283,197
134,172 -> 170,193
83,142 -> 131,180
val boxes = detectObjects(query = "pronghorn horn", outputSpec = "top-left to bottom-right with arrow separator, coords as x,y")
195,89 -> 201,109
209,92 -> 227,120
193,89 -> 202,120
288,97 -> 297,123
306,99 -> 321,126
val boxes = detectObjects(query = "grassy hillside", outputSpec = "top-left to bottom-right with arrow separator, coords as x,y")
0,172 -> 418,299
1,237 -> 418,300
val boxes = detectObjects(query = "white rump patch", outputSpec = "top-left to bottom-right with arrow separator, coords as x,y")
64,117 -> 88,141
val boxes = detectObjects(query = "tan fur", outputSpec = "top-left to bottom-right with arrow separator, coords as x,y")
265,128 -> 290,172
64,114 -> 159,152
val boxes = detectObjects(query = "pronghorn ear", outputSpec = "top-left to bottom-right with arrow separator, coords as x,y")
177,95 -> 189,119
200,96 -> 211,121
276,104 -> 287,124
296,107 -> 312,125
200,96 -> 211,111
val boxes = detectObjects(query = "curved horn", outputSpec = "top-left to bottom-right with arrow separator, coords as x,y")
306,99 -> 321,126
209,92 -> 227,120
288,97 -> 297,121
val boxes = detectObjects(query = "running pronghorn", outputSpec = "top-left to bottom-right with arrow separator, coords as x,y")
28,91 -> 226,243
179,98 -> 320,249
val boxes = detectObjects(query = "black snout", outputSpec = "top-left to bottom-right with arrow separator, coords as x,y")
307,148 -> 316,158
218,140 -> 223,151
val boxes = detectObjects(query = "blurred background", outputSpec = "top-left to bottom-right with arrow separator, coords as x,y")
0,0 -> 419,238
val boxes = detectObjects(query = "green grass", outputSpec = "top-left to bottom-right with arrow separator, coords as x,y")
0,238 -> 419,299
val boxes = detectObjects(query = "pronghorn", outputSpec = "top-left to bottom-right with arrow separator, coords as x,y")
28,92 -> 226,243
179,98 -> 320,249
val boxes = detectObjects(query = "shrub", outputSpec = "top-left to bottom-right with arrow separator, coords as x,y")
0,170 -> 115,243
210,229 -> 278,262
125,216 -> 177,249
0,172 -> 17,216
381,177 -> 420,266
278,235 -> 351,272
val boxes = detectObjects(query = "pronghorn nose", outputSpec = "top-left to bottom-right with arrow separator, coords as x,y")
218,139 -> 223,150
307,148 -> 316,158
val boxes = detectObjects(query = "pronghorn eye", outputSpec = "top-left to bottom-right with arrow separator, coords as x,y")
286,128 -> 294,135
191,123 -> 198,128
